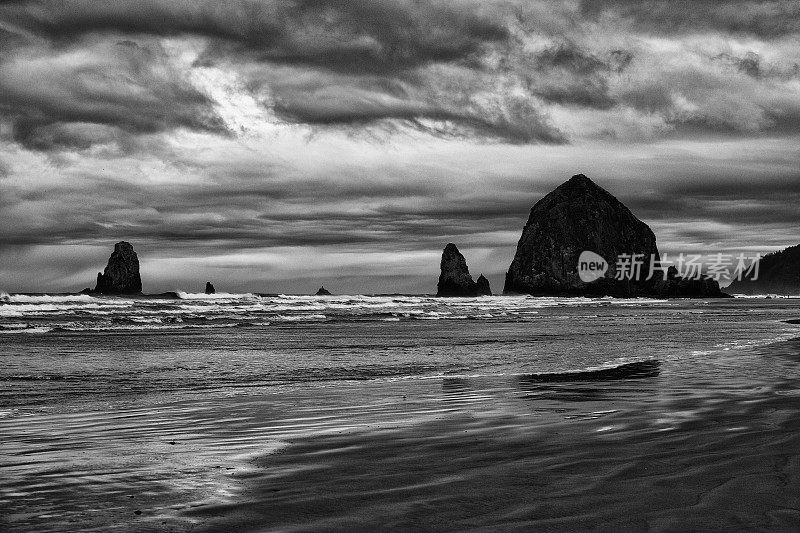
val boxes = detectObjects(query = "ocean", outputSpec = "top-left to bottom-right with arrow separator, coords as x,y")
2,293 -> 800,531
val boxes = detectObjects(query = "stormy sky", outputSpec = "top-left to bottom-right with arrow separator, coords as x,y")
0,0 -> 798,294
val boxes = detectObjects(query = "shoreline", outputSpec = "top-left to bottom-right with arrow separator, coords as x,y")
4,290 -> 800,300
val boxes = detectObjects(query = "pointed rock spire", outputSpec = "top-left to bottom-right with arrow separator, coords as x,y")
94,241 -> 142,295
437,243 -> 479,297
476,274 -> 492,296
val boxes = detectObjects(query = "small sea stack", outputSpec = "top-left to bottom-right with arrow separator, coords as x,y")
315,286 -> 332,296
437,243 -> 481,297
476,274 -> 492,296
205,282 -> 216,294
93,241 -> 142,295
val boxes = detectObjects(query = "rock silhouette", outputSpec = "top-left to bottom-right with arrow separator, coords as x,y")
205,282 -> 216,294
315,286 -> 332,296
504,174 -> 726,297
437,243 -> 481,297
726,244 -> 800,295
94,242 -> 142,295
476,274 -> 492,296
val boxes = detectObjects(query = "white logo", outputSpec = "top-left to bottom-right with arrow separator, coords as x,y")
578,251 -> 608,283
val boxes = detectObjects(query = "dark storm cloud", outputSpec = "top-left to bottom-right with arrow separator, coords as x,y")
260,69 -> 566,143
535,45 -> 632,75
4,156 -> 797,258
0,159 -> 536,253
624,176 -> 800,227
195,0 -> 510,74
0,0 -> 573,146
716,52 -> 763,78
581,0 -> 800,37
712,52 -> 800,80
3,0 -> 799,146
609,55 -> 800,135
519,43 -> 633,109
3,0 -> 508,73
0,39 -> 227,151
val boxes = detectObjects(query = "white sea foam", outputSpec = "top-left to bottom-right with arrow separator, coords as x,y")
0,326 -> 54,334
0,293 -> 714,327
590,356 -> 659,371
0,303 -> 105,316
690,329 -> 799,356
275,314 -> 327,321
731,293 -> 797,299
129,316 -> 163,324
176,291 -> 259,300
56,323 -> 241,332
262,304 -> 327,312
3,293 -> 98,304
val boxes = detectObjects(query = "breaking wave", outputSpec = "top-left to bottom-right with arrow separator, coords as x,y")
519,360 -> 661,383
0,293 -> 694,334
175,291 -> 258,300
0,293 -> 98,304
0,327 -> 54,335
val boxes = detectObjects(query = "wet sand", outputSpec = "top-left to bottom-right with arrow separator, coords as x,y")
178,337 -> 800,532
4,359 -> 800,532
186,379 -> 800,532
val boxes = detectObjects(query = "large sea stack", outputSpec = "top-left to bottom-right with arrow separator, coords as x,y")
437,243 -> 484,297
504,174 -> 726,298
94,241 -> 142,295
726,244 -> 800,295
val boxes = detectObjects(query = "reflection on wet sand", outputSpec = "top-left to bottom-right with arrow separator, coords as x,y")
188,375 -> 800,532
185,341 -> 800,531
519,359 -> 661,383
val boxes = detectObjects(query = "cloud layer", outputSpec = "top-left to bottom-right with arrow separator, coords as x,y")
0,1 -> 798,292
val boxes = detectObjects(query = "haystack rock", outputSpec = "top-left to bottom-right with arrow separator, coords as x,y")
437,243 -> 481,297
205,282 -> 216,294
94,241 -> 142,295
315,286 -> 332,296
476,274 -> 492,296
504,174 -> 726,298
